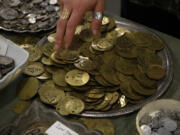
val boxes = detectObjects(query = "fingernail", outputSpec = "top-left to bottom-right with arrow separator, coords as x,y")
93,30 -> 98,35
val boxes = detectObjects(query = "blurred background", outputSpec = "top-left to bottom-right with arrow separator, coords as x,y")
105,0 -> 180,38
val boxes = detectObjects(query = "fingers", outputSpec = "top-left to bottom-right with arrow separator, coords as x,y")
59,0 -> 63,9
64,9 -> 85,48
91,0 -> 105,35
55,4 -> 72,50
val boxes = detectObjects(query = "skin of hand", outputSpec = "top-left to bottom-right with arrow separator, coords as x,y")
55,0 -> 105,50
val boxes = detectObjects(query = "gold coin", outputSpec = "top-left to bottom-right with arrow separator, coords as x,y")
92,38 -> 114,51
74,56 -> 96,71
17,77 -> 39,100
45,66 -> 59,74
118,95 -> 127,108
147,65 -> 166,80
102,16 -> 110,25
75,25 -> 85,35
56,96 -> 85,115
24,62 -> 44,76
39,86 -> 65,105
109,92 -> 119,105
50,52 -> 67,64
13,100 -> 31,114
65,69 -> 90,86
41,57 -> 54,66
20,44 -> 33,49
26,47 -> 42,62
47,33 -> 56,43
52,69 -> 67,87
130,79 -> 155,96
115,26 -> 131,37
42,43 -> 54,57
36,72 -> 51,80
57,49 -> 79,61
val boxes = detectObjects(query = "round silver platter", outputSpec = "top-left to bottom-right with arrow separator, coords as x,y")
79,17 -> 173,118
0,0 -> 60,33
36,14 -> 173,118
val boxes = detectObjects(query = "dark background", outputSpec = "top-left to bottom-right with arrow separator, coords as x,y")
121,0 -> 180,38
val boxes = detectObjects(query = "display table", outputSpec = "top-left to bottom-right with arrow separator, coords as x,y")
0,17 -> 179,135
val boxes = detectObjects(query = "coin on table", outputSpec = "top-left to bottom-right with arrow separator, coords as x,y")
56,96 -> 85,115
147,65 -> 166,80
65,69 -> 90,86
24,62 -> 44,76
39,86 -> 65,105
102,16 -> 110,25
92,38 -> 114,51
13,100 -> 31,114
52,69 -> 67,87
74,56 -> 96,71
17,77 -> 39,100
25,47 -> 42,62
47,33 -> 56,43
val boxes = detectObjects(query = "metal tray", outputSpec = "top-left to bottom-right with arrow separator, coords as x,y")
37,15 -> 173,118
0,100 -> 102,135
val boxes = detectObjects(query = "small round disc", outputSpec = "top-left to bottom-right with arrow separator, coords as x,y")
65,69 -> 90,86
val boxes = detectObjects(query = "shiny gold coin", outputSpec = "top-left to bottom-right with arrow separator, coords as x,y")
118,95 -> 127,108
36,72 -> 51,80
24,62 -> 44,76
74,56 -> 96,71
52,69 -> 67,87
47,33 -> 56,43
102,16 -> 110,25
39,86 -> 65,105
65,69 -> 90,86
25,47 -> 42,62
115,26 -> 132,37
147,65 -> 166,80
17,77 -> 39,100
20,44 -> 33,49
75,25 -> 85,35
13,100 -> 31,114
107,17 -> 116,31
50,52 -> 67,64
41,57 -> 54,66
92,38 -> 114,51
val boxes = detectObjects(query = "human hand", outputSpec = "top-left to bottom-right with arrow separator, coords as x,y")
55,0 -> 105,50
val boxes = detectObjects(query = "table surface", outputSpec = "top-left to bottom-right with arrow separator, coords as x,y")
0,17 -> 180,135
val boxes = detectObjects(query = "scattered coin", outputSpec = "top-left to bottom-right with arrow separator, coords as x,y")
24,62 -> 44,76
17,77 -> 39,100
65,69 -> 90,86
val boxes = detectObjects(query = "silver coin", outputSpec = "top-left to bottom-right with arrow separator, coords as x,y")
49,0 -> 58,5
157,127 -> 171,135
160,117 -> 177,132
3,0 -> 21,7
0,8 -> 18,20
141,125 -> 152,135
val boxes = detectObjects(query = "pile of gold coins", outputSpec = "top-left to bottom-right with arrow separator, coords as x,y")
15,12 -> 166,116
